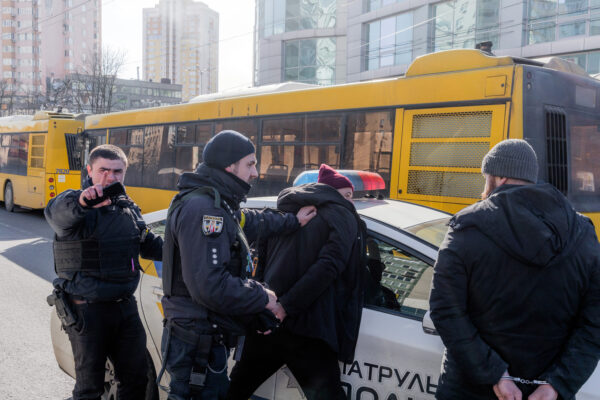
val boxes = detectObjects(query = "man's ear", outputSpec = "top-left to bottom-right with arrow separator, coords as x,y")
224,164 -> 234,174
86,164 -> 92,176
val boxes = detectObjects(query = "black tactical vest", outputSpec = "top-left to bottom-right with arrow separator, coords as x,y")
53,200 -> 146,281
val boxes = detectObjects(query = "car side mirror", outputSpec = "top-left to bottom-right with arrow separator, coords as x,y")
422,310 -> 438,335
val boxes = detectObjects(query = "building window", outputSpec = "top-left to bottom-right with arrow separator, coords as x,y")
432,0 -> 500,51
553,50 -> 600,73
529,20 -> 556,43
559,20 -> 586,37
366,12 -> 413,71
284,37 -> 336,85
368,0 -> 399,12
259,0 -> 336,38
527,0 -> 599,44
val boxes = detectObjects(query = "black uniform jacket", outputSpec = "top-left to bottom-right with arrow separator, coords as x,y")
45,183 -> 163,302
161,164 -> 299,322
260,183 -> 365,363
430,183 -> 600,400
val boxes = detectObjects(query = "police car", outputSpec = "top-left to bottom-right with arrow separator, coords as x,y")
50,171 -> 600,400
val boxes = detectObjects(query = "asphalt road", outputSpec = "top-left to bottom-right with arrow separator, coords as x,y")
0,206 -> 74,400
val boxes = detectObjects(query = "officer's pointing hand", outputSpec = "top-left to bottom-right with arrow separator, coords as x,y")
296,205 -> 317,227
79,171 -> 112,208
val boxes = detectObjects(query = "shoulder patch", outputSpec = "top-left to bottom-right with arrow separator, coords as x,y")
202,215 -> 224,235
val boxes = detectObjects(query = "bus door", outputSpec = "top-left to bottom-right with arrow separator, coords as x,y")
59,132 -> 86,193
27,134 -> 47,209
393,104 -> 507,214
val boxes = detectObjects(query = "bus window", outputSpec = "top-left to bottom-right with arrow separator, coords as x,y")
570,113 -> 600,204
109,128 -> 127,146
176,124 -> 196,145
306,114 -> 342,142
0,135 -> 8,171
110,128 -> 142,186
305,145 -> 339,169
143,125 -> 176,189
175,144 -> 202,180
343,111 -> 393,186
64,134 -> 83,171
30,135 -> 46,169
258,145 -> 297,194
128,128 -> 144,146
215,119 -> 258,144
85,129 -> 107,156
259,117 -> 302,195
262,117 -> 303,142
258,114 -> 342,195
0,134 -> 29,176
196,123 -> 212,144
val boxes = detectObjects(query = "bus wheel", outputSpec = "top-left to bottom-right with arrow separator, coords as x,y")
4,182 -> 14,212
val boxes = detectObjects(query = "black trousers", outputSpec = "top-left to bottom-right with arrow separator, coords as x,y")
159,320 -> 230,400
66,297 -> 148,400
226,328 -> 346,400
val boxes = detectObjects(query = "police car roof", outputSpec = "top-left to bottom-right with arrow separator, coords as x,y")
242,196 -> 450,231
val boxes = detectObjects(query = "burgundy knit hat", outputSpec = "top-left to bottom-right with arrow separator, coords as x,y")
317,164 -> 354,191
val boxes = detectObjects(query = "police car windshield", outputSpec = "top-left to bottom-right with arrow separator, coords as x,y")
404,217 -> 450,248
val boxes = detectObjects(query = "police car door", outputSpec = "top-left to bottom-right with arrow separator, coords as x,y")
136,210 -> 169,393
265,220 -> 444,400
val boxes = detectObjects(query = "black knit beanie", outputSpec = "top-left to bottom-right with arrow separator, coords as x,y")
481,139 -> 538,183
202,130 -> 256,169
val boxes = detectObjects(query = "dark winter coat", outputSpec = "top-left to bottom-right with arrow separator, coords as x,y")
430,183 -> 600,400
45,181 -> 163,302
161,163 -> 299,325
259,183 -> 366,363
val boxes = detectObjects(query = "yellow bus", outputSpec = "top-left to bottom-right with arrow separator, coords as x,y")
82,49 -> 600,235
0,112 -> 85,212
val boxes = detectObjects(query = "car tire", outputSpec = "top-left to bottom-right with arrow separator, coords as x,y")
101,351 -> 159,400
4,181 -> 14,212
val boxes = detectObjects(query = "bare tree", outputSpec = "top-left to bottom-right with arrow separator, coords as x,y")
0,79 -> 18,116
71,46 -> 126,114
45,75 -> 74,111
18,87 -> 44,115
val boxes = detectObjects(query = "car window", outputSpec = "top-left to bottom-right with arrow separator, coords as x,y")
404,217 -> 450,248
364,235 -> 432,319
147,220 -> 166,239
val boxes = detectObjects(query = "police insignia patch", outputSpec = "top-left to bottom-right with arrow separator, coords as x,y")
202,215 -> 224,235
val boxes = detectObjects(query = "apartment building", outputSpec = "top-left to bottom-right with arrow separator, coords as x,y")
143,0 -> 219,101
254,0 -> 600,86
41,0 -> 101,82
1,0 -> 43,98
0,0 -> 100,113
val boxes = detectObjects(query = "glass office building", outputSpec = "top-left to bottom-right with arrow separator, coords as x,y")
254,0 -> 600,86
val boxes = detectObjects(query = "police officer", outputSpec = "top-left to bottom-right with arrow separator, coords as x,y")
159,130 -> 316,400
45,144 -> 163,400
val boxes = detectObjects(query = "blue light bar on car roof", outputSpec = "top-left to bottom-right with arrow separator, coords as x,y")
293,170 -> 386,191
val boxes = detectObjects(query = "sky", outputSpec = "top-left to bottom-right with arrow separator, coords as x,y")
102,0 -> 256,92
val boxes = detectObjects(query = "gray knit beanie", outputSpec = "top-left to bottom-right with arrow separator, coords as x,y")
481,139 -> 538,183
